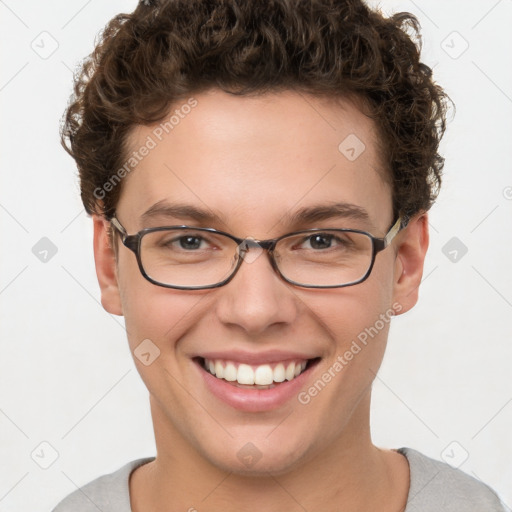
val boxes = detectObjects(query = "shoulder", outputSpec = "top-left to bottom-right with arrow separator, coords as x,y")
52,457 -> 155,512
399,447 -> 506,511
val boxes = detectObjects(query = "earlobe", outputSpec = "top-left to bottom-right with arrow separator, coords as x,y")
391,213 -> 429,315
92,215 -> 123,316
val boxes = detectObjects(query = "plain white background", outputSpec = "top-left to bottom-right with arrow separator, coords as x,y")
0,1 -> 511,510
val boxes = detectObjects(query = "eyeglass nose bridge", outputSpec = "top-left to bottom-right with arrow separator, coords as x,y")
224,236 -> 287,289
236,237 -> 277,265
237,237 -> 274,252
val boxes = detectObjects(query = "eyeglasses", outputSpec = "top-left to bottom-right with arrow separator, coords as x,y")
109,215 -> 406,290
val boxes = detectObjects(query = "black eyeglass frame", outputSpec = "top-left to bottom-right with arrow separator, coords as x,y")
109,215 -> 407,290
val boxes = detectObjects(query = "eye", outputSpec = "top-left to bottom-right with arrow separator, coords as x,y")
299,233 -> 349,250
147,229 -> 214,252
176,235 -> 204,250
305,234 -> 335,250
162,234 -> 210,251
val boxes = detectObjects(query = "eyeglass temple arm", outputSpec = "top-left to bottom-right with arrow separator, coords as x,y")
109,216 -> 127,238
382,215 -> 408,247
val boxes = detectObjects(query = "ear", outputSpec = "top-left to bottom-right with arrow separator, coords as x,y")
92,215 -> 123,316
391,212 -> 429,315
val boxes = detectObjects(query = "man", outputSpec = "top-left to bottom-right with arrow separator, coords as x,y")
53,0 -> 506,510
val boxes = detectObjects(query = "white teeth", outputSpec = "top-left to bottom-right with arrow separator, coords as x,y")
273,363 -> 285,382
285,362 -> 295,381
254,364 -> 273,385
214,360 -> 224,379
237,364 -> 254,384
224,362 -> 237,381
203,358 -> 310,385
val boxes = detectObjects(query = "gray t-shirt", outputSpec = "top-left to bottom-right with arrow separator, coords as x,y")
52,447 -> 506,511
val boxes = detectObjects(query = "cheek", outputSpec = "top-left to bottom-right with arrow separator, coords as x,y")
117,252 -> 202,354
294,279 -> 396,428
119,286 -> 208,415
290,291 -> 394,454
297,259 -> 396,396
305,254 -> 395,346
122,288 -> 203,352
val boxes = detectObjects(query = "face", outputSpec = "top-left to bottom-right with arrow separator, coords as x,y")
94,89 -> 428,476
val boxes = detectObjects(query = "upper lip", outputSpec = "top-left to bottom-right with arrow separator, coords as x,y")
194,350 -> 319,365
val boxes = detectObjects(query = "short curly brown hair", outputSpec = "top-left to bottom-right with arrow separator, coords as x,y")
60,0 -> 452,223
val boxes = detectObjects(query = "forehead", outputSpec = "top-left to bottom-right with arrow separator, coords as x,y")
117,89 -> 392,235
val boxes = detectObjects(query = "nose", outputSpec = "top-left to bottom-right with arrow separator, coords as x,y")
215,244 -> 299,335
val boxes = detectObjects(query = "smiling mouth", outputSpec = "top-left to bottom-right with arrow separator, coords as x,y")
195,357 -> 321,390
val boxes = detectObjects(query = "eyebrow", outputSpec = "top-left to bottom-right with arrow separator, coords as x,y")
140,200 -> 373,230
287,203 -> 372,228
141,200 -> 217,224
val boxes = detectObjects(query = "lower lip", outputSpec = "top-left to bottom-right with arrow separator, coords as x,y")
195,359 -> 318,412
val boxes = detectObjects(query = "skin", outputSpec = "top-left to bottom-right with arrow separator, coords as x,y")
93,89 -> 428,511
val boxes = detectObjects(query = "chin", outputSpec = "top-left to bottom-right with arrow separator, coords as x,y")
199,429 -> 315,477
